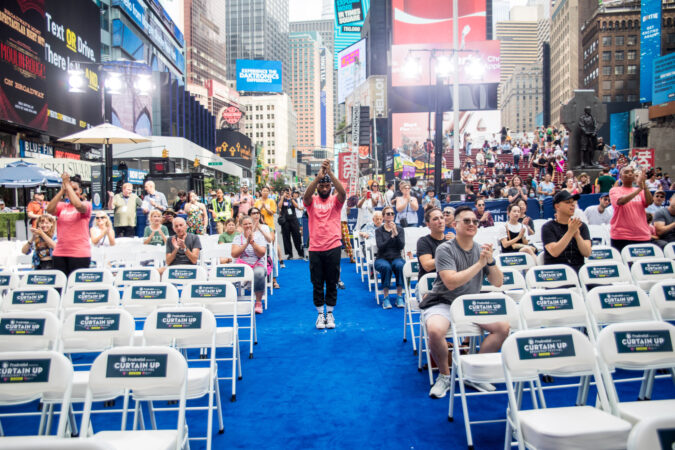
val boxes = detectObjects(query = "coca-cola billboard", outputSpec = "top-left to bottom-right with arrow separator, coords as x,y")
221,106 -> 242,125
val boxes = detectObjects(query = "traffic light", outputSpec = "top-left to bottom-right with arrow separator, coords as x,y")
194,158 -> 200,167
162,148 -> 168,158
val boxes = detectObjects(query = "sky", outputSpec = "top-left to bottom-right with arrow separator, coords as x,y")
289,0 -> 324,22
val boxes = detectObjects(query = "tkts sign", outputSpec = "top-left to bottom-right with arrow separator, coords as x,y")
631,148 -> 654,168
338,151 -> 358,197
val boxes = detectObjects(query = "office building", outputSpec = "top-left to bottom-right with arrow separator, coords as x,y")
183,0 -> 227,87
496,19 -> 539,108
549,0 -> 580,127
501,65 -> 543,133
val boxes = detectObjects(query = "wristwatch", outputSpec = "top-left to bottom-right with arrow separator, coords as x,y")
486,260 -> 496,266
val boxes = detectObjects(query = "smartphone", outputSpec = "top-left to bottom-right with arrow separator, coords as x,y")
367,191 -> 371,199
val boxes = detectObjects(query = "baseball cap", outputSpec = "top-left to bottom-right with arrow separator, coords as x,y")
553,190 -> 580,204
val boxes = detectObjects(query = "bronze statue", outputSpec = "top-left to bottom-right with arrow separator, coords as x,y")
578,106 -> 598,167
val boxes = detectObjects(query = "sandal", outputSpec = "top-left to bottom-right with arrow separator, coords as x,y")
273,281 -> 280,289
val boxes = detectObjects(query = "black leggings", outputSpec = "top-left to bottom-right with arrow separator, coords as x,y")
53,256 -> 91,277
610,239 -> 651,252
308,246 -> 342,307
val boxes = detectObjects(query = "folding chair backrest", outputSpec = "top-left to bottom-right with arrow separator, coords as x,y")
0,351 -> 73,437
519,289 -> 589,329
0,272 -> 19,292
209,263 -> 253,284
61,307 -> 135,352
525,264 -> 580,291
20,270 -> 66,291
621,243 -> 664,265
0,310 -> 60,351
403,260 -> 420,283
66,268 -> 114,290
180,281 -> 237,316
627,414 -> 675,450
2,287 -> 60,313
649,281 -> 675,321
496,252 -> 535,273
114,267 -> 161,286
588,224 -> 609,246
597,321 -> 675,371
121,282 -> 180,317
502,327 -> 599,379
417,273 -> 437,299
585,285 -> 658,336
578,260 -> 632,293
61,284 -> 120,317
586,245 -> 622,262
143,306 -> 217,349
199,246 -> 228,268
161,264 -> 207,286
630,258 -> 675,291
449,293 -> 521,336
664,242 -> 675,260
481,267 -> 526,294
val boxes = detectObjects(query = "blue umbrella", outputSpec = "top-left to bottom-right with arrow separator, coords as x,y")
0,161 -> 62,188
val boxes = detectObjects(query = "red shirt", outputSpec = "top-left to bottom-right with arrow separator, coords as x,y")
53,201 -> 92,258
304,194 -> 343,252
609,186 -> 650,241
27,200 -> 43,228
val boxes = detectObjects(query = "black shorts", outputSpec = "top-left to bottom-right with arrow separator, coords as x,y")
487,162 -> 494,168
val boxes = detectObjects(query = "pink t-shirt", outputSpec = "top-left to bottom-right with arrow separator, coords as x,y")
609,186 -> 650,241
53,201 -> 93,257
305,194 -> 344,252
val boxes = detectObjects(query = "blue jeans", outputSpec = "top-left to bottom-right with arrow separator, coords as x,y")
465,144 -> 472,156
374,258 -> 405,290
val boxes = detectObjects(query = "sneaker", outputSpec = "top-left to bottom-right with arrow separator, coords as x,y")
337,281 -> 346,289
464,380 -> 496,392
395,295 -> 405,308
254,302 -> 263,314
382,297 -> 392,309
325,312 -> 335,329
315,313 -> 326,329
280,261 -> 286,268
429,374 -> 452,399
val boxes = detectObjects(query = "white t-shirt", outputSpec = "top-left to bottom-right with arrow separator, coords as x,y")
585,205 -> 614,225
512,146 -> 522,157
90,227 -> 112,247
646,180 -> 661,191
573,206 -> 588,224
497,222 -> 525,243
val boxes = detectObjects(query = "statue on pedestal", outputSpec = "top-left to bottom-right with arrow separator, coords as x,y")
578,106 -> 598,167
560,90 -> 607,170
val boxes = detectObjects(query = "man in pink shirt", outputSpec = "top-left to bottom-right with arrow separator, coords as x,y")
609,166 -> 653,251
303,159 -> 346,330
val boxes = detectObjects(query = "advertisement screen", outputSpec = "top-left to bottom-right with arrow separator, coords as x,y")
334,0 -> 369,69
640,0 -> 661,103
653,52 -> 675,106
215,129 -> 253,168
0,0 -> 103,137
235,60 -> 282,93
335,0 -> 363,25
337,39 -> 367,104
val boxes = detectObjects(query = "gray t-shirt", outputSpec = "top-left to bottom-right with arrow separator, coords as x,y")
419,239 -> 490,309
166,233 -> 202,265
653,208 -> 675,242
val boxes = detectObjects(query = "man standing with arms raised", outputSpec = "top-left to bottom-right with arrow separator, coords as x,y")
609,166 -> 652,251
303,159 -> 346,330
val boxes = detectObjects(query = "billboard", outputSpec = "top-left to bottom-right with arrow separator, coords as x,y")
337,39 -> 367,104
609,111 -> 630,151
215,129 -> 253,168
0,0 -> 103,137
334,0 -> 370,69
653,52 -> 675,106
320,48 -> 327,147
640,0 -> 661,103
335,0 -> 363,25
235,60 -> 282,93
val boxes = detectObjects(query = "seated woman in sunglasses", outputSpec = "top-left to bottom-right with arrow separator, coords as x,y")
374,206 -> 406,309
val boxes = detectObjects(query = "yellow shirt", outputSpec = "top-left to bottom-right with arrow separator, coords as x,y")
254,198 -> 277,230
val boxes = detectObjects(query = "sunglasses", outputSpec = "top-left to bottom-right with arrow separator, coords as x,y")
655,194 -> 665,198
460,218 -> 480,226
443,212 -> 453,215
383,212 -> 395,216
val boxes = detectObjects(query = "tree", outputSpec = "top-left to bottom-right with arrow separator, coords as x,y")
270,174 -> 287,192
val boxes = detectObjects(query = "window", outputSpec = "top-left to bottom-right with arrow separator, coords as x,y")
615,36 -> 624,46
627,50 -> 636,60
615,94 -> 624,102
627,35 -> 637,45
627,94 -> 637,102
615,51 -> 624,61
615,65 -> 624,75
602,80 -> 612,90
627,65 -> 637,75
602,95 -> 611,102
602,51 -> 611,61
615,80 -> 624,90
602,66 -> 611,76
602,36 -> 612,46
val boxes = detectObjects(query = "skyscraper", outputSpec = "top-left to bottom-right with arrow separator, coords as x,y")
184,0 -> 227,87
550,0 -> 580,127
225,0 -> 290,91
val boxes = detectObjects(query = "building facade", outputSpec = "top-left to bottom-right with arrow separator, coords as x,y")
549,0 -> 580,127
183,0 -> 227,88
496,19 -> 540,108
501,65 -> 544,133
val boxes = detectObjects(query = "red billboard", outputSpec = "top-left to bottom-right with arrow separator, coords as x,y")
631,148 -> 655,168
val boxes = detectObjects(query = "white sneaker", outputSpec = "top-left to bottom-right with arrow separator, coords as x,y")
464,380 -> 496,392
325,312 -> 335,329
429,374 -> 452,399
315,313 -> 326,329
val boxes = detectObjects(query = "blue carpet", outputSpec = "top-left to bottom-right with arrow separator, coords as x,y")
1,258 -> 674,449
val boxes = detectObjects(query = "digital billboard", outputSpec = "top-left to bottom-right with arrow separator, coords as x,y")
335,0 -> 363,25
215,129 -> 253,168
235,60 -> 282,93
640,0 -> 661,103
0,0 -> 103,137
653,52 -> 675,106
337,39 -> 367,104
333,0 -> 370,69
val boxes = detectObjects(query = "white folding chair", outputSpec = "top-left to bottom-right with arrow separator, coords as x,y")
79,346 -> 189,450
0,351 -> 73,438
89,247 -> 106,268
209,264 -> 258,357
447,293 -> 521,449
20,270 -> 67,293
104,246 -> 140,272
0,272 -> 19,296
588,224 -> 610,246
586,245 -> 622,262
61,284 -> 120,319
138,245 -> 166,267
181,281 -> 241,401
364,241 -> 377,293
416,273 -> 439,384
142,307 -> 224,450
481,267 -> 527,302
502,327 -> 632,450
402,260 -> 420,353
66,269 -> 114,292
597,321 -> 675,426
585,285 -> 660,340
621,243 -> 664,266
525,264 -> 581,294
1,287 -> 60,314
120,282 -> 180,319
627,414 -> 675,450
496,252 -> 535,275
578,260 -> 633,295
161,265 -> 207,290
199,246 -> 229,270
0,310 -> 60,352
649,280 -> 675,321
519,289 -> 589,330
630,258 -> 675,292
0,437 -> 115,449
113,268 -> 161,288
664,242 -> 675,260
